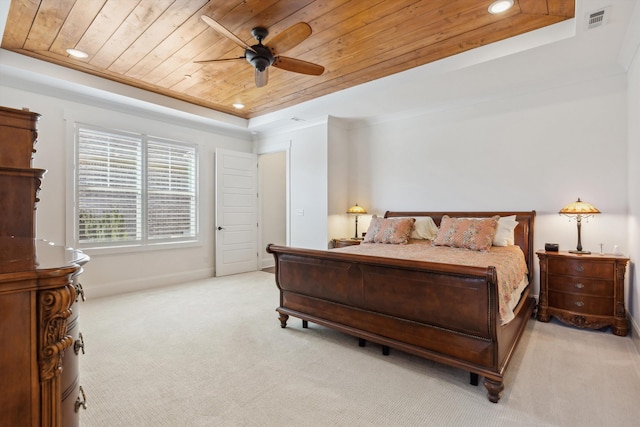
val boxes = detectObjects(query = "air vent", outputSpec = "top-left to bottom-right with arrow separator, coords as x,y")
587,8 -> 608,29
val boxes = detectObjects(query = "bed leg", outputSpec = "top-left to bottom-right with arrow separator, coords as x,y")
278,313 -> 289,328
302,320 -> 308,328
470,373 -> 479,386
382,346 -> 390,356
358,338 -> 366,347
483,378 -> 504,403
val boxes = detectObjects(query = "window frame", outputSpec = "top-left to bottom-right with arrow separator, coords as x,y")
71,122 -> 200,253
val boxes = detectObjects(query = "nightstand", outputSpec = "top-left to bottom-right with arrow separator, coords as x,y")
331,238 -> 362,249
536,250 -> 629,336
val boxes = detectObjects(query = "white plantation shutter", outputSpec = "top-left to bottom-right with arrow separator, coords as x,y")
147,139 -> 197,240
76,125 -> 197,248
77,127 -> 142,243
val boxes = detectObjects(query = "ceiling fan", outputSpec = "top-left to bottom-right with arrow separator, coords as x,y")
196,15 -> 325,88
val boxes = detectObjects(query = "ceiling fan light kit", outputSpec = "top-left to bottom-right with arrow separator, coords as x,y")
198,16 -> 324,88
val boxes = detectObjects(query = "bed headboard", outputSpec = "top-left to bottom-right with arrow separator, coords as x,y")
384,211 -> 536,281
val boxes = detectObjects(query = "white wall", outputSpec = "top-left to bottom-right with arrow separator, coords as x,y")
349,73 -> 629,297
0,85 -> 251,298
259,151 -> 286,268
327,117 -> 351,239
257,121 -> 330,249
627,37 -> 640,341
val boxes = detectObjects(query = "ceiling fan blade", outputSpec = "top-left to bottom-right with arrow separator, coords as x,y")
267,22 -> 312,55
194,57 -> 245,64
273,56 -> 324,76
201,15 -> 254,51
255,68 -> 268,88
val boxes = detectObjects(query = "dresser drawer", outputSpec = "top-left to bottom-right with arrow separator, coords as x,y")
548,258 -> 613,279
548,275 -> 612,296
61,379 -> 82,427
548,290 -> 613,316
61,303 -> 82,394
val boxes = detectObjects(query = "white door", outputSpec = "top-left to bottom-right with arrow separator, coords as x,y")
215,149 -> 258,276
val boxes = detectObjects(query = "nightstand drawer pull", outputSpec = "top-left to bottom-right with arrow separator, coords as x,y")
574,283 -> 585,289
575,265 -> 585,273
574,300 -> 585,307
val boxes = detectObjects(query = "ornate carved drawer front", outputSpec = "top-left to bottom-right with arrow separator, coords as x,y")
548,258 -> 613,279
548,291 -> 613,316
547,275 -> 613,296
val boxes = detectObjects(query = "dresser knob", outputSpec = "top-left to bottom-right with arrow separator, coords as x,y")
574,283 -> 584,289
74,332 -> 85,355
575,265 -> 585,273
575,301 -> 585,307
74,386 -> 87,412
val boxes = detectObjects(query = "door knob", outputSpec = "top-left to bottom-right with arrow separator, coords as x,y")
217,226 -> 225,230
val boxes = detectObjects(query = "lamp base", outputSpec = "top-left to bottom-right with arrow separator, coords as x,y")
569,250 -> 591,254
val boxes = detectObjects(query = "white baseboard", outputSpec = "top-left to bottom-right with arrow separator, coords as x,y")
261,257 -> 274,270
85,267 -> 215,299
630,313 -> 640,355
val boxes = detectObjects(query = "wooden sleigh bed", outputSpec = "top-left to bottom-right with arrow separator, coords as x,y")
266,211 -> 536,403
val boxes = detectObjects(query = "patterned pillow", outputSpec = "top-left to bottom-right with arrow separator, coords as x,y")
433,215 -> 500,251
363,215 -> 383,243
373,217 -> 415,244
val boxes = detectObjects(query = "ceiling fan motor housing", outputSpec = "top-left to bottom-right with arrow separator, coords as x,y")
245,45 -> 274,71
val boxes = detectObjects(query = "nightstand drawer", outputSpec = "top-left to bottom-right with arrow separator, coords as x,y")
547,275 -> 612,296
548,258 -> 613,279
548,291 -> 613,316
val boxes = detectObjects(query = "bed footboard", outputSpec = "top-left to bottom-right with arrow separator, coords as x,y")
266,243 -> 535,402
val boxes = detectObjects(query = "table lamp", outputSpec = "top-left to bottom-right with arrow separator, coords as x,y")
346,203 -> 367,239
559,198 -> 600,254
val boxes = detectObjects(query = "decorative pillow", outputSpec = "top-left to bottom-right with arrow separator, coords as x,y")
433,215 -> 500,251
363,215 -> 382,243
371,217 -> 415,244
396,216 -> 439,240
493,215 -> 518,246
374,217 -> 415,244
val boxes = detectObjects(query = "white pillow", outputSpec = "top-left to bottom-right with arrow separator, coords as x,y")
396,216 -> 438,240
493,215 -> 518,246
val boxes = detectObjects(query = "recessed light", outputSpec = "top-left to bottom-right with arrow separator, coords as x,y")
233,103 -> 245,109
66,48 -> 88,59
488,0 -> 514,14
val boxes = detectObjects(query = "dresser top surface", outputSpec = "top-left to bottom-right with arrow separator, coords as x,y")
0,237 -> 89,276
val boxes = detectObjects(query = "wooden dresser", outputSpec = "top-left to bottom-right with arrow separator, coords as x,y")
0,106 -> 89,426
536,250 -> 629,336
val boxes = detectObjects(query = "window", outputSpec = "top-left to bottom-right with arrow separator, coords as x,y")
75,125 -> 197,249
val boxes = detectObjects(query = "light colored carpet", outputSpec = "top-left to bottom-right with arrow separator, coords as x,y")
79,271 -> 640,426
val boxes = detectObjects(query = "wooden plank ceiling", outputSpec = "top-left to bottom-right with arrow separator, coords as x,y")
2,0 -> 574,119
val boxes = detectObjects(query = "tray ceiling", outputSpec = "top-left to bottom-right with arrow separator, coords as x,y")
1,1 -> 574,119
